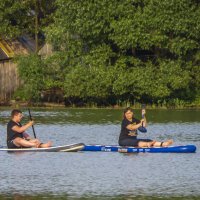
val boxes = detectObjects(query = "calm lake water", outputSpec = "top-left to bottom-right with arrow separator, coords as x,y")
0,108 -> 200,200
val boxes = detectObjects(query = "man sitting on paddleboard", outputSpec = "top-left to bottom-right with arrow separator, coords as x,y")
118,107 -> 173,147
7,109 -> 52,149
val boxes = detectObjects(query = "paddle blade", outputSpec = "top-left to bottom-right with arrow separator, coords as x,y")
138,126 -> 147,133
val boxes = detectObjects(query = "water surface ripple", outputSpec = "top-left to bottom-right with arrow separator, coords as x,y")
0,108 -> 199,199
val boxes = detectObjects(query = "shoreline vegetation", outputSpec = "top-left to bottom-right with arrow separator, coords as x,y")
0,99 -> 200,109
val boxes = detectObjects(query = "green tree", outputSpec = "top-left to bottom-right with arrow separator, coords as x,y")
45,0 -> 200,106
0,0 -> 56,52
0,0 -> 57,102
16,54 -> 45,102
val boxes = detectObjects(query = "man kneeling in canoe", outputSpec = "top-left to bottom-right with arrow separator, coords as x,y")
7,109 -> 52,149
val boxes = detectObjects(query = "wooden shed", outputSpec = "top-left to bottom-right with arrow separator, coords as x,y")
0,36 -> 36,104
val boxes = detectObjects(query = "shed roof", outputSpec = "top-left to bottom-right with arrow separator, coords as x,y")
0,39 -> 14,60
0,48 -> 9,60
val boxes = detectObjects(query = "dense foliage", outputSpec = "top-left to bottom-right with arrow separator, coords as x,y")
15,54 -> 45,101
0,0 -> 55,51
1,0 -> 200,107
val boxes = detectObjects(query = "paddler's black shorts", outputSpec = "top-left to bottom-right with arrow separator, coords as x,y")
7,140 -> 19,149
119,138 -> 153,147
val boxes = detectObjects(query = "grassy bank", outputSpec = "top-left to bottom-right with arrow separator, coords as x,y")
1,99 -> 200,110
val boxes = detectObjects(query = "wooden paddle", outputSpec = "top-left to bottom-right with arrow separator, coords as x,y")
28,108 -> 37,138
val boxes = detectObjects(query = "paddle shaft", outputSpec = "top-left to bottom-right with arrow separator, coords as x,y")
28,108 -> 37,138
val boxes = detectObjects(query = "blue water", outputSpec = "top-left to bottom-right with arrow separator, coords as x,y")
0,108 -> 200,199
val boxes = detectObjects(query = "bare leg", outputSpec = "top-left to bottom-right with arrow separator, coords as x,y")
29,139 -> 41,147
13,138 -> 52,148
28,139 -> 52,148
39,141 -> 52,148
13,138 -> 38,148
152,139 -> 173,147
162,139 -> 173,147
138,141 -> 156,147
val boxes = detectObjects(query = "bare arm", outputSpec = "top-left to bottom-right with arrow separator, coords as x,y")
12,121 -> 34,133
126,120 -> 144,130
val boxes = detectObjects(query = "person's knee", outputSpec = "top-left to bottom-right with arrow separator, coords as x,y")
138,141 -> 147,147
14,137 -> 23,143
13,137 -> 23,146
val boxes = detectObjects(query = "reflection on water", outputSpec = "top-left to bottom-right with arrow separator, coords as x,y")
1,108 -> 200,125
0,108 -> 200,199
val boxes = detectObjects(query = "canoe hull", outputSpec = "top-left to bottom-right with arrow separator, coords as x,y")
82,144 -> 196,153
0,143 -> 85,152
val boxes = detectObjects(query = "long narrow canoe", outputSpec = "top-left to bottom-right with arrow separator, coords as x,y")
82,144 -> 196,153
0,143 -> 85,152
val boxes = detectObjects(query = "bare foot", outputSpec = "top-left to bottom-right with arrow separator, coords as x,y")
162,139 -> 173,147
39,141 -> 53,148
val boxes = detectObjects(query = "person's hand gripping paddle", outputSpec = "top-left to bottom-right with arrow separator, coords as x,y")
138,104 -> 147,133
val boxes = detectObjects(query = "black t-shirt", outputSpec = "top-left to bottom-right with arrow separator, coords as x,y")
7,120 -> 23,142
119,117 -> 141,141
